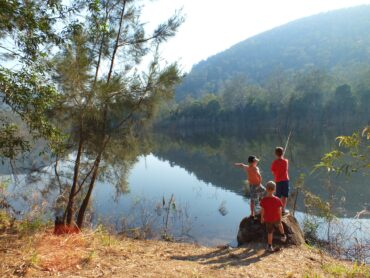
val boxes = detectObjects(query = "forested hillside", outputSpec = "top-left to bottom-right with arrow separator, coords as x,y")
176,5 -> 370,100
158,69 -> 370,132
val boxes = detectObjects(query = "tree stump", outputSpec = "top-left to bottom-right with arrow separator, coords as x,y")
237,214 -> 305,246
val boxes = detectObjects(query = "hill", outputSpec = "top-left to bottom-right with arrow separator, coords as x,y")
176,5 -> 370,100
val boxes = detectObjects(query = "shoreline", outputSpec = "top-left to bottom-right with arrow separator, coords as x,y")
1,219 -> 369,277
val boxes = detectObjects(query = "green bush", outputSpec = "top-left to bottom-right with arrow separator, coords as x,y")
303,217 -> 320,244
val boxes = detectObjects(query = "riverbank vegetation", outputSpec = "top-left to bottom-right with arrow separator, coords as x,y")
1,214 -> 368,277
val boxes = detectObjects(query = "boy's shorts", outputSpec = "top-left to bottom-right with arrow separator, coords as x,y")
276,181 -> 290,198
265,221 -> 282,233
249,184 -> 266,200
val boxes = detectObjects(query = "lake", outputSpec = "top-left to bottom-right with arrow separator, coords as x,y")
4,129 -> 370,247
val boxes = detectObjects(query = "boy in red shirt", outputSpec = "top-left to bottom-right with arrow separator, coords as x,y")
260,181 -> 287,252
271,147 -> 289,214
235,156 -> 265,218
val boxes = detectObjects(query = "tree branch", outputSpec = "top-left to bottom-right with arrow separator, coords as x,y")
107,0 -> 127,83
54,156 -> 64,195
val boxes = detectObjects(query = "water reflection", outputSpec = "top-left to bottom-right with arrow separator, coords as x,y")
92,154 -> 248,246
151,130 -> 369,217
3,129 -> 370,247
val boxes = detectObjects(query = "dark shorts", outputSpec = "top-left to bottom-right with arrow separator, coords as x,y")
276,180 -> 290,198
266,221 -> 282,233
249,184 -> 266,200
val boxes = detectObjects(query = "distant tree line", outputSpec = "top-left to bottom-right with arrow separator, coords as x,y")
157,69 -> 370,131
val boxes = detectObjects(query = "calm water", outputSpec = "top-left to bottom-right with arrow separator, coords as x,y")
4,130 -> 370,246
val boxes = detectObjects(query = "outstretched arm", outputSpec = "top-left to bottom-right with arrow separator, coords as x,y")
234,163 -> 247,168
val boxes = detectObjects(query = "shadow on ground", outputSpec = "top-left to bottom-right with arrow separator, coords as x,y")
171,243 -> 273,269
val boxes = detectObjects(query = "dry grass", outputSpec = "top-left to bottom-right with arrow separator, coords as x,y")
0,226 -> 366,278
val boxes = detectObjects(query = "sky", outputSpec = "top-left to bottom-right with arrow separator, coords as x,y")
142,0 -> 370,72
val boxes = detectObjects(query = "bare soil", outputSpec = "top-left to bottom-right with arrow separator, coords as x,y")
0,228 -> 366,277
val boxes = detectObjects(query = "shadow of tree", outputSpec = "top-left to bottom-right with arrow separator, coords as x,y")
171,244 -> 272,269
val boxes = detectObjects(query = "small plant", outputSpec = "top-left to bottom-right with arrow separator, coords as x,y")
82,250 -> 97,265
29,251 -> 40,266
161,194 -> 176,241
95,225 -> 117,247
218,201 -> 228,216
322,262 -> 370,277
303,217 -> 320,244
0,210 -> 12,229
18,217 -> 46,235
303,273 -> 321,278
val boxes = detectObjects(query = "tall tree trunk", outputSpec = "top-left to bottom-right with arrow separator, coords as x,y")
76,104 -> 109,228
75,0 -> 127,229
65,133 -> 84,225
76,149 -> 102,228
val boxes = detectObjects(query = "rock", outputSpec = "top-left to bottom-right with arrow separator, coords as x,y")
237,214 -> 305,246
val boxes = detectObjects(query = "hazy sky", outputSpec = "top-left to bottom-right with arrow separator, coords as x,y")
142,0 -> 370,71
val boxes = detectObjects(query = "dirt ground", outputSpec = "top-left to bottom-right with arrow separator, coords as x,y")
0,229 -> 367,278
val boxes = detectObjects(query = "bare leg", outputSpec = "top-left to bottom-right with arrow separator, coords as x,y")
278,223 -> 287,242
267,232 -> 273,245
250,199 -> 255,217
281,196 -> 287,212
278,223 -> 285,235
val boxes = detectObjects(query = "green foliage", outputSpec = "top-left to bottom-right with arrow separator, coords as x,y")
0,123 -> 29,159
0,69 -> 62,143
0,0 -> 65,61
303,218 -> 319,244
304,191 -> 336,222
47,0 -> 184,228
0,0 -> 70,159
315,127 -> 370,175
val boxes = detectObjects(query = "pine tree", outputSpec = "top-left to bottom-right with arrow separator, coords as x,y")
52,0 -> 184,228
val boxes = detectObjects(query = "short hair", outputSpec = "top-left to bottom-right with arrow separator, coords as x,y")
275,147 -> 284,157
266,181 -> 276,191
248,155 -> 259,163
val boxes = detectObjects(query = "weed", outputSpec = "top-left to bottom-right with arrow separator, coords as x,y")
95,225 -> 117,246
18,217 -> 46,235
303,217 -> 320,244
0,210 -> 12,229
29,251 -> 39,266
82,250 -> 96,265
303,273 -> 321,278
323,262 -> 370,277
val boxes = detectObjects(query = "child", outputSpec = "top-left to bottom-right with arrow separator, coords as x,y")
260,181 -> 287,252
234,156 -> 265,218
271,147 -> 289,214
